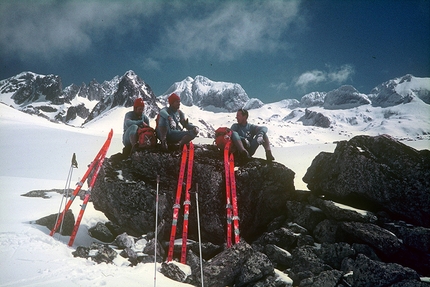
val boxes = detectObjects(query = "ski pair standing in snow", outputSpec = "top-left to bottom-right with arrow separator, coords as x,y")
122,98 -> 151,156
156,93 -> 199,151
230,108 -> 275,162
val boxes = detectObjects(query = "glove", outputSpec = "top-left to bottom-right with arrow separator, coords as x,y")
256,133 -> 264,145
168,117 -> 177,129
193,126 -> 199,135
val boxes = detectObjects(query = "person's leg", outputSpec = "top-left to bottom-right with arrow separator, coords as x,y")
231,131 -> 250,158
249,133 -> 274,161
123,125 -> 139,156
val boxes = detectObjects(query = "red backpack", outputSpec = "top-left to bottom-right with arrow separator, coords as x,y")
138,127 -> 157,148
215,127 -> 232,150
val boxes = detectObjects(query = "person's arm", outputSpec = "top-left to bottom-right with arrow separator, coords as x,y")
125,114 -> 147,128
252,124 -> 268,136
179,110 -> 196,130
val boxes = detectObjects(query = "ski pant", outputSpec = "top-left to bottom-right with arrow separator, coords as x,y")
156,128 -> 197,144
122,124 -> 139,147
231,131 -> 261,156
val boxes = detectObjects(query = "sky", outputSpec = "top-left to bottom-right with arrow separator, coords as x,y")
0,0 -> 429,103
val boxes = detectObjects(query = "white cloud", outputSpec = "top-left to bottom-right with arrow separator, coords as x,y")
156,0 -> 303,60
0,1 -> 158,60
142,57 -> 161,71
328,64 -> 355,83
295,70 -> 327,88
295,64 -> 355,90
0,1 -> 303,63
270,82 -> 290,93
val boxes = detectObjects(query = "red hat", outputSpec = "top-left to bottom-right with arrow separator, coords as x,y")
168,93 -> 180,105
133,98 -> 145,108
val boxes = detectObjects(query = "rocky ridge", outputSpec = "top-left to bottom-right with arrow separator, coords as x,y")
35,134 -> 430,286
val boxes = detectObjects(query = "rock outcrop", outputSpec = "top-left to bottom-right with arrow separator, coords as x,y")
91,144 -> 295,245
303,134 -> 430,227
66,135 -> 430,286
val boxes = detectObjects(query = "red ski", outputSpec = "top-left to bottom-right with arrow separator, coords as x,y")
229,153 -> 240,244
50,129 -> 113,238
224,140 -> 233,248
180,142 -> 194,263
167,144 -> 188,262
68,144 -> 110,246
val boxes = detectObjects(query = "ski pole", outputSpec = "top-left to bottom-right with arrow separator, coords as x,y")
55,153 -> 77,237
195,184 -> 204,287
50,130 -> 113,236
154,174 -> 160,287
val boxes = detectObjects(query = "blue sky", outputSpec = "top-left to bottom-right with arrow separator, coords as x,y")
0,0 -> 429,103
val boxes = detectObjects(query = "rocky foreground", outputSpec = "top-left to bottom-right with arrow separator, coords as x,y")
39,135 -> 430,286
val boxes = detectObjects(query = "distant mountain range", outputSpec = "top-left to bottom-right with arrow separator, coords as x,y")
0,71 -> 429,140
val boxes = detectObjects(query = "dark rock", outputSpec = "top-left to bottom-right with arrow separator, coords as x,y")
73,242 -> 117,264
143,238 -> 165,260
72,246 -> 89,258
298,109 -> 331,128
297,234 -> 315,247
340,222 -> 401,256
160,262 -> 187,283
352,254 -> 420,287
289,245 -> 332,285
286,201 -> 326,231
390,279 -> 430,287
35,209 -> 74,236
263,244 -> 292,269
202,241 -> 254,287
303,134 -> 430,227
351,243 -> 380,261
189,241 -> 223,261
298,269 -> 343,287
115,232 -> 134,249
92,144 -> 295,245
313,219 -> 342,244
88,222 -> 115,243
314,242 -> 355,270
236,251 -> 274,287
381,220 -> 430,252
253,227 -> 299,251
308,195 -> 377,223
119,247 -> 138,266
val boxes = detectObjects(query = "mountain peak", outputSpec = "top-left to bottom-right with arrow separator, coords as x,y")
160,75 -> 251,112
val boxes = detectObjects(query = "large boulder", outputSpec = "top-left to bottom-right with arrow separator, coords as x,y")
91,144 -> 295,245
303,134 -> 430,227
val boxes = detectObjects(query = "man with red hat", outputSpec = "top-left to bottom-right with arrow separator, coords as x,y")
156,93 -> 199,150
122,97 -> 150,156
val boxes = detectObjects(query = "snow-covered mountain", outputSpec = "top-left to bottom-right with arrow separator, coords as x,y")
159,75 -> 259,112
369,74 -> 430,107
1,72 -> 429,145
0,70 -> 159,127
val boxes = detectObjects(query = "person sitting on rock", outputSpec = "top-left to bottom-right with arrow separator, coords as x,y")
122,98 -> 150,156
156,93 -> 199,150
230,108 -> 275,162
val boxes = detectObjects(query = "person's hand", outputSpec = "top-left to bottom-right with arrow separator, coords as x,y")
256,133 -> 264,145
193,126 -> 199,135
